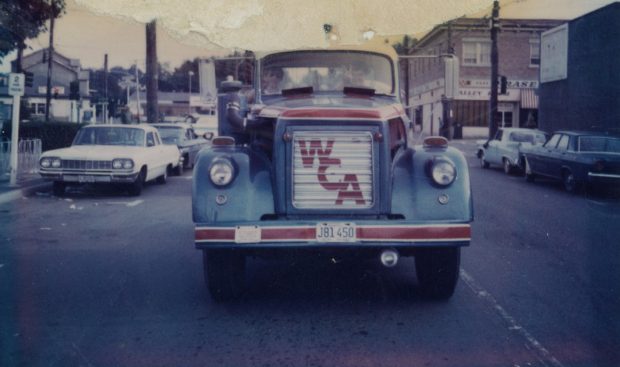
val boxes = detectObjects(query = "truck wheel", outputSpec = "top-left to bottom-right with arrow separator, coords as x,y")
415,247 -> 460,300
53,181 -> 66,196
204,249 -> 245,302
128,169 -> 145,196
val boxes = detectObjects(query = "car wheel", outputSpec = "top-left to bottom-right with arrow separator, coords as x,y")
174,163 -> 183,176
157,166 -> 169,184
524,158 -> 535,182
563,170 -> 580,193
503,158 -> 514,175
204,249 -> 245,302
415,247 -> 460,300
52,181 -> 66,196
183,154 -> 193,169
479,151 -> 490,169
128,169 -> 145,196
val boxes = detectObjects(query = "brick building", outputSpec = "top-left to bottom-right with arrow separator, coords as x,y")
407,18 -> 565,138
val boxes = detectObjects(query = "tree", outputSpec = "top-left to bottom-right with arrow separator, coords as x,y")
0,0 -> 66,71
392,35 -> 418,55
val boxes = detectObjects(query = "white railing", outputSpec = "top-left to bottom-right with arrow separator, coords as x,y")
0,139 -> 42,180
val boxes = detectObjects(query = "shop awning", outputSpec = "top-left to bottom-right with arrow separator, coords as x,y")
521,89 -> 538,109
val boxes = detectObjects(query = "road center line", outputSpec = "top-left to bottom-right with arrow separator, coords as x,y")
460,269 -> 564,367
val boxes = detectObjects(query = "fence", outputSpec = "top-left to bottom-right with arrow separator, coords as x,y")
0,139 -> 42,181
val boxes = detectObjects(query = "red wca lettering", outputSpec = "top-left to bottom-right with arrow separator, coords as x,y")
297,139 -> 366,205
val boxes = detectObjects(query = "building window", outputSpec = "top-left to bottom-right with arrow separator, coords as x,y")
30,103 -> 46,115
462,40 -> 491,66
529,39 -> 540,67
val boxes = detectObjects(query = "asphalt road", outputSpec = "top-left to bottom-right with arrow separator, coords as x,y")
1,147 -> 619,367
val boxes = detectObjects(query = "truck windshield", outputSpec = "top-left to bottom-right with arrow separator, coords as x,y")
260,51 -> 394,96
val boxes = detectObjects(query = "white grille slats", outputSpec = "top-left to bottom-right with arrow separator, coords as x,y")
292,131 -> 374,209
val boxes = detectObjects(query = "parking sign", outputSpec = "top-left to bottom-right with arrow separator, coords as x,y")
8,73 -> 25,96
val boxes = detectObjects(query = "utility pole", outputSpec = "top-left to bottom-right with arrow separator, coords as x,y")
45,0 -> 56,122
188,70 -> 194,115
488,0 -> 500,140
134,61 -> 141,122
104,53 -> 108,123
145,20 -> 159,123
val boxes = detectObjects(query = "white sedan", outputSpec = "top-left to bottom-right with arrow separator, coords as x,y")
39,124 -> 182,196
476,127 -> 548,174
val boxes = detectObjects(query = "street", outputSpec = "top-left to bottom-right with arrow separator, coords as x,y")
1,144 -> 619,367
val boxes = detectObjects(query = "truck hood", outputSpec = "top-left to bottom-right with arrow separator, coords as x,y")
257,95 -> 406,120
41,145 -> 146,160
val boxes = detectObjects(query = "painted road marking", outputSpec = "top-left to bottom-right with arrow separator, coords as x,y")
106,200 -> 144,207
460,269 -> 564,367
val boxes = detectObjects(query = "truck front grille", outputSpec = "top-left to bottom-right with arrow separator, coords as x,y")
292,131 -> 373,209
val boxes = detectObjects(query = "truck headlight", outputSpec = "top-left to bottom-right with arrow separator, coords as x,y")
209,158 -> 235,186
431,159 -> 456,186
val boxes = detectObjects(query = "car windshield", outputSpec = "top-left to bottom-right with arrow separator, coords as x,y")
156,127 -> 184,144
73,127 -> 145,146
578,136 -> 620,153
260,51 -> 394,95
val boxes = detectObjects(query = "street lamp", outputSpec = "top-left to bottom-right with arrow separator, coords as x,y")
188,70 -> 195,115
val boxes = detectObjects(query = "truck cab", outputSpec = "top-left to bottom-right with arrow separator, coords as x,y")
193,46 -> 473,301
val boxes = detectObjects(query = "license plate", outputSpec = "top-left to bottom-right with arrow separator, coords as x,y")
316,222 -> 356,243
78,175 -> 95,183
235,225 -> 261,243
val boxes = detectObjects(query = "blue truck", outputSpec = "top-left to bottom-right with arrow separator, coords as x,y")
193,46 -> 473,301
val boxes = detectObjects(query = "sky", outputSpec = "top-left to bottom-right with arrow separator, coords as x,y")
0,0 -> 617,73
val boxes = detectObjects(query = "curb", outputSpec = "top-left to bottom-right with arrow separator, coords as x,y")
0,181 -> 52,206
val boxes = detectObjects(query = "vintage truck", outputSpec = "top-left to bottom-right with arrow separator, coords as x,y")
193,46 -> 473,301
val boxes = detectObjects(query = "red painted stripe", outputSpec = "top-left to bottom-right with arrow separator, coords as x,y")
357,226 -> 470,240
195,225 -> 470,242
195,228 -> 235,241
282,109 -> 382,119
261,227 -> 315,240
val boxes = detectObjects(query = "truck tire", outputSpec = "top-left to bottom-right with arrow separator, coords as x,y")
415,247 -> 460,300
204,249 -> 245,302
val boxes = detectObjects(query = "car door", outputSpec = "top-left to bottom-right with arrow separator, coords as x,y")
548,134 -> 570,179
486,129 -> 503,165
531,133 -> 561,175
146,132 -> 164,179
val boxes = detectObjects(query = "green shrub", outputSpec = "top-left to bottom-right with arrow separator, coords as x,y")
1,121 -> 89,151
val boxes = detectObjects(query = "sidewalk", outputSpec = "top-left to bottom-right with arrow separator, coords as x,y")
0,172 -> 51,205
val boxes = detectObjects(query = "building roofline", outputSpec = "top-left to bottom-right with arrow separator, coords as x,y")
412,17 -> 567,52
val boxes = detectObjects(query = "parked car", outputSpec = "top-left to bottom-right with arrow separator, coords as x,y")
476,127 -> 548,174
193,46 -> 473,301
39,124 -> 182,196
191,114 -> 218,138
521,131 -> 620,193
152,123 -> 211,170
